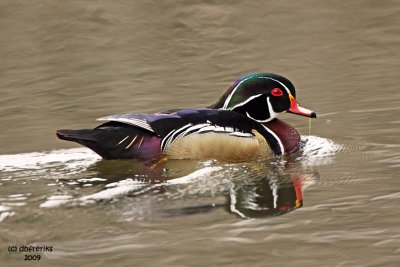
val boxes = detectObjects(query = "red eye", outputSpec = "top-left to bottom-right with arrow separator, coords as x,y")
271,88 -> 283,97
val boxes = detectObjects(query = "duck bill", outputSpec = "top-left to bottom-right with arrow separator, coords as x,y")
288,94 -> 317,118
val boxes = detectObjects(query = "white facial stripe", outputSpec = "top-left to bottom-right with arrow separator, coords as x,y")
261,124 -> 285,155
260,77 -> 292,95
222,76 -> 293,109
222,77 -> 253,109
227,94 -> 263,111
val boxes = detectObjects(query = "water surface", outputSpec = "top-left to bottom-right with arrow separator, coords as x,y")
1,1 -> 400,266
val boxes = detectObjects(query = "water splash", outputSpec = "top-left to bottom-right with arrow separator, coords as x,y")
299,135 -> 343,166
0,148 -> 101,176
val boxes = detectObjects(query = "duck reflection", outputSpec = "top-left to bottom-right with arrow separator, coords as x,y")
84,157 -> 201,183
72,157 -> 318,219
228,166 -> 306,218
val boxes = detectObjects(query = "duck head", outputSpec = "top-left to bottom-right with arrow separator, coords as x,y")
212,73 -> 316,122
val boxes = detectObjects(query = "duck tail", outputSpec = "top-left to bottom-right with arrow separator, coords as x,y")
56,129 -> 99,142
56,124 -> 161,160
56,128 -> 114,159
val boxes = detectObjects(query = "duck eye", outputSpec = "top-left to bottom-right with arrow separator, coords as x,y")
271,88 -> 283,97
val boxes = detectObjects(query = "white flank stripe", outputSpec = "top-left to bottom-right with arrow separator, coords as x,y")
161,123 -> 193,150
171,123 -> 209,145
161,129 -> 177,150
162,122 -> 257,151
197,125 -> 225,133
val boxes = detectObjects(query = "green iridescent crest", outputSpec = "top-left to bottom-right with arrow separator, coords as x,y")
219,73 -> 296,110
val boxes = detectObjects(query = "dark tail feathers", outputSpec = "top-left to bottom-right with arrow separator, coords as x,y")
56,129 -> 100,142
56,124 -> 161,160
56,128 -> 116,159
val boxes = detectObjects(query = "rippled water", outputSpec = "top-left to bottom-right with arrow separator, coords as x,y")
1,1 -> 400,266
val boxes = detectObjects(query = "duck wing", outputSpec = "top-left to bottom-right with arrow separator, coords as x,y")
96,109 -> 284,157
57,109 -> 285,160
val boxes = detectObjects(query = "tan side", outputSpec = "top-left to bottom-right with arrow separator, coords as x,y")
164,130 -> 270,161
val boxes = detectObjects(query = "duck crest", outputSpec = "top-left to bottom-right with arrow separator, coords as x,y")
211,72 -> 297,110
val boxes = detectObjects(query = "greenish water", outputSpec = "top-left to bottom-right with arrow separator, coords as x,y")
1,1 -> 400,266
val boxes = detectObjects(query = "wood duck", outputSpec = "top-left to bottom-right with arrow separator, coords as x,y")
57,73 -> 316,161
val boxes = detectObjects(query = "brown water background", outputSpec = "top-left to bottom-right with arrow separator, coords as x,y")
1,1 -> 400,266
